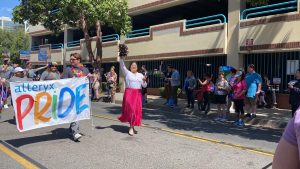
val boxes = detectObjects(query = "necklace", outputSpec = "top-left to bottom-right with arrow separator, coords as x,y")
71,64 -> 85,77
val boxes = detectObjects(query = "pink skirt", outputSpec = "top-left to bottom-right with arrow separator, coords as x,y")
118,88 -> 142,126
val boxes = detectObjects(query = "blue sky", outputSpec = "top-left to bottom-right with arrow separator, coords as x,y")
0,0 -> 20,18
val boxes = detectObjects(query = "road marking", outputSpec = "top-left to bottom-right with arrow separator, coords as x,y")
92,114 -> 275,157
0,141 -> 46,169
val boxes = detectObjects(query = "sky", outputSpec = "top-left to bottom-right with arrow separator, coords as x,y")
0,0 -> 20,18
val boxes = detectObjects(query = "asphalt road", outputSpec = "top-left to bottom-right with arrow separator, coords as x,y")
0,102 -> 281,169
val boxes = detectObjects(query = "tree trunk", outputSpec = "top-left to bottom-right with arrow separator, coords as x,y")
95,20 -> 102,69
80,16 -> 94,64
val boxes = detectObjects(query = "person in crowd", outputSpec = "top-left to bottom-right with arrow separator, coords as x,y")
63,53 -> 91,141
184,70 -> 196,109
141,65 -> 149,105
232,71 -> 247,126
92,68 -> 101,101
214,72 -> 229,122
288,69 -> 300,117
245,64 -> 262,118
24,61 -> 48,80
118,46 -> 147,136
105,66 -> 117,103
168,66 -> 180,108
0,61 -> 14,109
40,62 -> 60,81
227,68 -> 237,113
273,109 -> 300,169
164,65 -> 173,105
198,73 -> 213,115
0,77 -> 6,119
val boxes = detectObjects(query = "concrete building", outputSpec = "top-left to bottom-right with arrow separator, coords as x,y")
28,0 -> 300,108
0,17 -> 24,31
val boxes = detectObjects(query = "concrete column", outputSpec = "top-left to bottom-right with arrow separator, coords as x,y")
227,0 -> 246,69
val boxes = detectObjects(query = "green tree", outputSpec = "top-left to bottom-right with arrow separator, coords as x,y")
0,29 -> 29,65
13,0 -> 132,68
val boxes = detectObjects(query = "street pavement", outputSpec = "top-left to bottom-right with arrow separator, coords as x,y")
0,101 -> 282,169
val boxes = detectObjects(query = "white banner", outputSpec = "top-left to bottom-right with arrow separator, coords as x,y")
10,77 -> 91,132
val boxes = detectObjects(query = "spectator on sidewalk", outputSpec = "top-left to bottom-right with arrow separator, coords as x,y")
91,68 -> 101,102
184,70 -> 196,109
273,109 -> 300,169
39,62 -> 60,81
63,53 -> 91,141
198,73 -> 213,114
168,66 -> 180,107
105,66 -> 117,103
227,68 -> 237,113
245,64 -> 262,118
141,65 -> 149,105
214,72 -> 229,122
288,69 -> 300,117
163,65 -> 173,105
232,71 -> 247,126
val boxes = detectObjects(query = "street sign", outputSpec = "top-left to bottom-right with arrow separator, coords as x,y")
38,46 -> 50,61
20,50 -> 30,60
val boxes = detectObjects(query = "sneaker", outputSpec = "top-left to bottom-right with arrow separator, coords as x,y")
238,119 -> 245,126
3,105 -> 9,109
251,113 -> 257,118
73,133 -> 82,141
245,113 -> 251,118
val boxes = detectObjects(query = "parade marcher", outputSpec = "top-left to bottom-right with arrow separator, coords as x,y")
92,68 -> 101,101
227,68 -> 237,113
63,53 -> 91,141
0,78 -> 6,119
214,72 -> 229,122
118,44 -> 147,136
168,66 -> 180,107
245,64 -> 262,118
198,73 -> 213,114
105,66 -> 117,103
288,69 -> 300,117
163,65 -> 173,105
232,71 -> 247,126
141,65 -> 149,105
25,61 -> 48,80
184,70 -> 196,109
40,62 -> 60,81
0,61 -> 14,109
273,109 -> 300,169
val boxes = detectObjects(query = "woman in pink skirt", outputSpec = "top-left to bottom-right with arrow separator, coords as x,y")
119,57 -> 147,136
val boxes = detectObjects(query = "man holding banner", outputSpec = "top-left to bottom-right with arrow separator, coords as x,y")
62,53 -> 91,141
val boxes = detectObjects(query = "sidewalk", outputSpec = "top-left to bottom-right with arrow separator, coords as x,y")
113,93 -> 291,129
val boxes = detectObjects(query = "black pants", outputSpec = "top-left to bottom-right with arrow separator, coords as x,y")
234,99 -> 244,115
291,104 -> 299,117
171,86 -> 179,106
186,89 -> 194,107
200,92 -> 211,113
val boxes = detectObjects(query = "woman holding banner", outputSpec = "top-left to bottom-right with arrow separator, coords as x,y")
118,44 -> 147,136
63,53 -> 90,141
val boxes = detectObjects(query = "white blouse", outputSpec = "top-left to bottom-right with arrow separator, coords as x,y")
120,58 -> 147,89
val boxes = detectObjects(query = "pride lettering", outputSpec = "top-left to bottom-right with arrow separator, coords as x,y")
16,83 -> 89,131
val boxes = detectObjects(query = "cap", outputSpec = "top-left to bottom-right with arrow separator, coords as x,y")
235,71 -> 243,78
14,67 -> 24,73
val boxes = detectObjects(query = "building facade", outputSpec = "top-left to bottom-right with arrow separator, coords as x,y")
28,0 -> 300,108
0,17 -> 24,31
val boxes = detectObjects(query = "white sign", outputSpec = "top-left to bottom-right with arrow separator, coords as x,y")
287,60 -> 299,75
10,77 -> 91,132
273,78 -> 281,85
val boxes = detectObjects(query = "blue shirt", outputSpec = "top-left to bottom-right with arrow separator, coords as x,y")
171,70 -> 180,86
245,72 -> 262,98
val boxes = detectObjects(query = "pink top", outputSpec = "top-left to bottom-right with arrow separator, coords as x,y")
233,80 -> 247,100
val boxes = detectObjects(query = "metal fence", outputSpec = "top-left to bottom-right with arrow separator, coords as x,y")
245,51 -> 300,93
136,55 -> 227,88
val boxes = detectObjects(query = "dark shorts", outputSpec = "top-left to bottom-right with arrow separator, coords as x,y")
214,95 -> 227,104
245,97 -> 257,106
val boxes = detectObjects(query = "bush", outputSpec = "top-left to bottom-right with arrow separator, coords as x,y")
159,87 -> 165,97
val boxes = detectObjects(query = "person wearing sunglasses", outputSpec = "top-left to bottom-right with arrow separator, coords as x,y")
40,62 -> 61,81
63,53 -> 91,141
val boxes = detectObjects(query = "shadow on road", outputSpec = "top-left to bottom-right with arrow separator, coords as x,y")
5,128 -> 72,147
95,125 -> 129,134
95,103 -> 283,143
